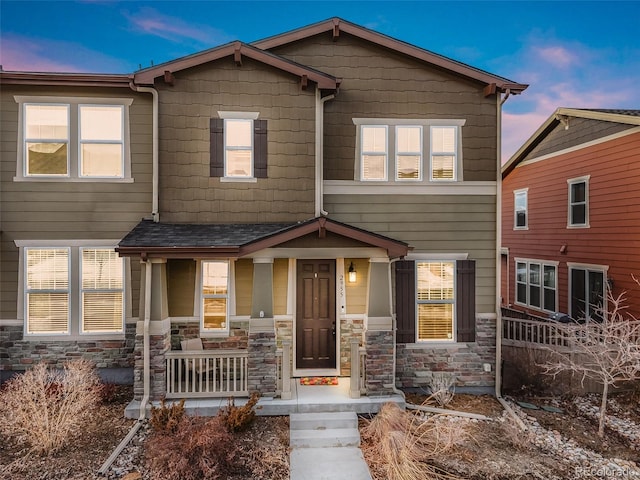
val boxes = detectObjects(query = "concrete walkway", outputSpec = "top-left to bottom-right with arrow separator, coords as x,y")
289,411 -> 372,480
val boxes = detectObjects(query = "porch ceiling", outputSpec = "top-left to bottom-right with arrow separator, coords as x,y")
116,217 -> 410,259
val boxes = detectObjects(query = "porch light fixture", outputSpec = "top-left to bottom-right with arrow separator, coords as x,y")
348,262 -> 357,283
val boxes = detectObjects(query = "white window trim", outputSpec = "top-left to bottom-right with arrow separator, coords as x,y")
217,111 -> 259,181
14,96 -> 134,183
429,126 -> 459,182
415,260 -> 457,343
15,240 -> 128,340
567,175 -> 590,228
514,188 -> 529,230
514,258 -> 559,313
78,104 -> 125,179
198,259 -> 235,337
359,125 -> 388,181
395,125 -> 423,181
353,118 -> 465,184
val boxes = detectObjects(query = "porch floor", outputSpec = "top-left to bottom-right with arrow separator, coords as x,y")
124,378 -> 405,418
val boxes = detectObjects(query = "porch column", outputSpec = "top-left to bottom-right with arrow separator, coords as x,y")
248,258 -> 276,397
134,259 -> 171,401
365,258 -> 395,395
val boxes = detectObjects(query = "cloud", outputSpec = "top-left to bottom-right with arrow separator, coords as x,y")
0,35 -> 130,73
124,7 -> 232,47
500,34 -> 640,163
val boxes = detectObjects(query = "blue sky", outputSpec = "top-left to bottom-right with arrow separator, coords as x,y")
1,1 -> 639,161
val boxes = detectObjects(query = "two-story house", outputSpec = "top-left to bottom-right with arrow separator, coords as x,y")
502,109 -> 640,322
1,18 -> 527,408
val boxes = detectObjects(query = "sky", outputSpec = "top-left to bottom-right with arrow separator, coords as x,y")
1,1 -> 639,162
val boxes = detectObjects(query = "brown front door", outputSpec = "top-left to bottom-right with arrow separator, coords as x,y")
296,259 -> 336,369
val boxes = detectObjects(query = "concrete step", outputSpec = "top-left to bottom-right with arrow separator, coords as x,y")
290,427 -> 361,448
290,447 -> 372,479
290,412 -> 358,431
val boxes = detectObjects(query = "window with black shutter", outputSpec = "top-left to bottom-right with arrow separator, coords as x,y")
209,116 -> 267,178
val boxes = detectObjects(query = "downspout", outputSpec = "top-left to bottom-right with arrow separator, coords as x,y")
129,82 -> 159,222
495,90 -> 526,430
315,89 -> 335,217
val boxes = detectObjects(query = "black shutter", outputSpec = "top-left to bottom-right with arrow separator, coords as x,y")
254,119 -> 267,178
210,118 -> 224,177
456,259 -> 476,342
395,260 -> 416,343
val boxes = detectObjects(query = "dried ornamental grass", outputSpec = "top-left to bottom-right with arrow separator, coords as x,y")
0,359 -> 101,455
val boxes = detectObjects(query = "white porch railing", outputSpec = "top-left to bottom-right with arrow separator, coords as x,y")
349,338 -> 366,398
276,340 -> 292,399
165,349 -> 248,398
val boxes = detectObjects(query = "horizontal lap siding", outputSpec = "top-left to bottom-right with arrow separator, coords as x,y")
502,130 -> 640,317
0,86 -> 152,320
157,58 -> 316,223
324,194 -> 497,313
270,33 -> 498,182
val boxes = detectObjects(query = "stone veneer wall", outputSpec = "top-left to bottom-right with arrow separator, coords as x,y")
133,329 -> 170,401
247,331 -> 276,397
0,324 -> 136,382
340,317 -> 364,376
395,316 -> 496,389
364,330 -> 395,395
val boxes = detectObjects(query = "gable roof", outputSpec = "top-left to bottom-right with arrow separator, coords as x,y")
117,217 -> 410,259
133,41 -> 339,90
253,17 -> 528,95
502,108 -> 640,177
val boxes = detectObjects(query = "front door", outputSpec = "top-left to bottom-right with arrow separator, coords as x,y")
296,259 -> 336,369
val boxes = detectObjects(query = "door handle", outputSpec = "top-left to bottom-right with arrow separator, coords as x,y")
332,322 -> 336,336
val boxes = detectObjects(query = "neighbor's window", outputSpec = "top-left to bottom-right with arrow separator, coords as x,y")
515,260 -> 557,312
24,104 -> 70,176
514,189 -> 528,229
224,119 -> 253,178
570,266 -> 605,322
430,126 -> 457,181
361,125 -> 388,180
25,248 -> 70,335
395,126 -> 422,180
81,248 -> 124,333
568,177 -> 589,227
201,261 -> 229,332
416,261 -> 455,341
79,105 -> 124,177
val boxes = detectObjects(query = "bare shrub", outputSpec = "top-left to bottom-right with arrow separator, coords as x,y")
218,392 -> 259,433
428,372 -> 456,407
150,398 -> 186,434
145,415 -> 234,480
0,359 -> 100,455
362,402 -> 466,480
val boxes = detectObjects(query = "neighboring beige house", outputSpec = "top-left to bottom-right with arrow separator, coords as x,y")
0,18 -> 527,404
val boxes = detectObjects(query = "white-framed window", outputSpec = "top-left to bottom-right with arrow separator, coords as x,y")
353,118 -> 464,183
14,96 -> 133,182
20,242 -> 125,337
568,176 -> 589,228
224,118 -> 253,178
361,125 -> 388,181
430,126 -> 457,181
416,261 -> 455,341
201,260 -> 230,334
569,263 -> 606,322
514,189 -> 528,229
395,125 -> 422,180
515,259 -> 557,312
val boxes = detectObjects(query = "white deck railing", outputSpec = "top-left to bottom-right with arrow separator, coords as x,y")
165,349 -> 248,398
502,316 -> 571,347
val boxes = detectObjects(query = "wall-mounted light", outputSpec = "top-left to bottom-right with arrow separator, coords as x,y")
348,262 -> 357,283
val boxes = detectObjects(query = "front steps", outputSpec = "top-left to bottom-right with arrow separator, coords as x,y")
290,412 -> 360,448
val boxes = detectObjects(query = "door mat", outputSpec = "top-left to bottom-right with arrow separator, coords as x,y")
300,377 -> 339,386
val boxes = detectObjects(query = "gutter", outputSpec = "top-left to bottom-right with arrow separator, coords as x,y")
315,89 -> 335,217
129,82 -> 159,223
495,90 -> 527,430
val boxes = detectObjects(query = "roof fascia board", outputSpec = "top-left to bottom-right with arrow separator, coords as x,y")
133,41 -> 337,89
557,108 -> 640,126
116,246 -> 241,258
253,18 -> 527,94
0,72 -> 132,87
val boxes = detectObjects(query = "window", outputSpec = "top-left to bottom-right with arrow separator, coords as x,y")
361,125 -> 388,180
570,265 -> 605,322
416,261 -> 455,341
210,112 -> 267,180
568,176 -> 589,227
201,261 -> 229,333
353,119 -> 465,183
430,126 -> 457,181
515,259 -> 557,312
15,96 -> 132,181
396,126 -> 422,180
514,189 -> 528,229
23,245 -> 124,336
